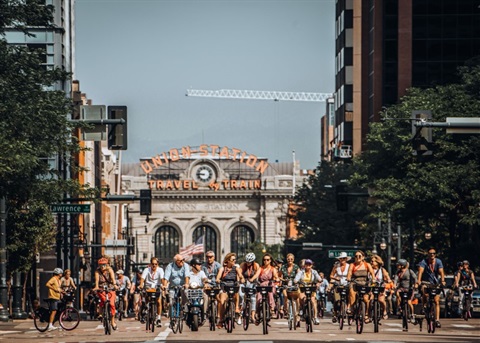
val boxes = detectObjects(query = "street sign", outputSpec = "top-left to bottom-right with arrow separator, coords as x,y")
105,239 -> 127,256
51,204 -> 91,213
328,250 -> 356,259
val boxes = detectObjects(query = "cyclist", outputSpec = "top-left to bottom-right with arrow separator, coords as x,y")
239,252 -> 260,322
92,257 -> 118,330
45,267 -> 64,331
274,258 -> 285,317
279,253 -> 301,327
369,254 -> 392,321
130,268 -> 143,320
393,259 -> 417,320
216,252 -> 244,328
346,250 -> 375,317
316,272 -> 329,318
416,248 -> 446,328
294,259 -> 321,325
162,254 -> 191,320
202,250 -> 222,284
188,257 -> 209,324
60,269 -> 77,292
454,260 -> 477,315
328,251 -> 350,323
115,270 -> 131,318
140,257 -> 165,326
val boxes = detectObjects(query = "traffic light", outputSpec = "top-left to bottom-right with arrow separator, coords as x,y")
411,110 -> 432,156
108,106 -> 127,150
139,189 -> 152,216
336,184 -> 348,211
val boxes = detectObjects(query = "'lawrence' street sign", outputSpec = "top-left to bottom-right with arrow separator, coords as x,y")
51,204 -> 91,213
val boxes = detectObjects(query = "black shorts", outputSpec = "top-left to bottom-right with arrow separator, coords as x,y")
47,299 -> 59,311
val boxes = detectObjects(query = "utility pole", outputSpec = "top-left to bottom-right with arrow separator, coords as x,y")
0,197 -> 10,321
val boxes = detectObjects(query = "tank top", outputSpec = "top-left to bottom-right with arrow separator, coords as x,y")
351,262 -> 368,286
221,265 -> 237,284
98,268 -> 114,287
258,266 -> 274,284
335,263 -> 350,285
373,267 -> 384,283
242,262 -> 258,279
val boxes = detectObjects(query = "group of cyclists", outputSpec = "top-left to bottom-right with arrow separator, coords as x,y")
46,247 -> 477,334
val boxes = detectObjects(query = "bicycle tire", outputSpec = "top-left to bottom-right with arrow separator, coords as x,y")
339,301 -> 345,330
33,307 -> 50,332
402,301 -> 409,331
305,301 -> 312,333
178,307 -> 183,333
356,301 -> 364,334
430,302 -> 436,334
59,307 -> 80,331
373,301 -> 379,333
243,300 -> 250,331
262,299 -> 268,335
105,303 -> 112,335
318,298 -> 324,318
209,301 -> 217,331
463,297 -> 471,321
150,303 -> 156,333
118,300 -> 123,321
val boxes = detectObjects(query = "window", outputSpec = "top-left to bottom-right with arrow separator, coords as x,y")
230,225 -> 254,261
192,225 -> 217,259
154,225 -> 180,264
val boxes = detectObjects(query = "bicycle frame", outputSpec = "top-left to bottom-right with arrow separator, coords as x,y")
242,286 -> 256,331
352,283 -> 370,334
335,284 -> 348,330
370,284 -> 385,333
422,282 -> 441,334
299,285 -> 316,333
205,287 -> 220,331
256,285 -> 273,335
169,286 -> 183,334
223,285 -> 239,333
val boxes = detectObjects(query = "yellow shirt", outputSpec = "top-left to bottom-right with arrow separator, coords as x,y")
46,276 -> 61,300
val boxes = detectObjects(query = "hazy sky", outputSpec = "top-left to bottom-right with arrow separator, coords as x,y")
75,0 -> 335,170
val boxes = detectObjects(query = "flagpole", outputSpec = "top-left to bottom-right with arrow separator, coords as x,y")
203,226 -> 206,262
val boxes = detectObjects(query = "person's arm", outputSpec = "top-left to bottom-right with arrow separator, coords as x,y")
346,264 -> 353,282
329,265 -> 337,281
236,267 -> 245,284
416,265 -> 425,287
109,268 -> 117,289
383,268 -> 392,283
216,267 -> 224,284
471,272 -> 478,288
250,263 -> 262,282
367,263 -> 376,281
71,278 -> 77,290
453,271 -> 460,288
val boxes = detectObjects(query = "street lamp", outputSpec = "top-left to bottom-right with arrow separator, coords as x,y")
379,238 -> 387,251
424,231 -> 432,240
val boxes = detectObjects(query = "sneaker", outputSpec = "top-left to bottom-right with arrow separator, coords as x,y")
435,320 -> 441,328
124,311 -> 128,318
314,318 -> 320,325
299,310 -> 303,317
156,315 -> 162,327
236,315 -> 242,325
332,316 -> 337,323
47,325 -> 58,331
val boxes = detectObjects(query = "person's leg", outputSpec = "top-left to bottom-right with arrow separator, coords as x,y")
110,292 -> 117,328
379,293 -> 388,318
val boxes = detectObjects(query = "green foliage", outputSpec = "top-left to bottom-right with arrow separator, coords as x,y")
0,2 -> 97,272
350,64 -> 480,271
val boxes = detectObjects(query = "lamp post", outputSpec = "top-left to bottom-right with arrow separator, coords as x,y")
0,197 -> 10,321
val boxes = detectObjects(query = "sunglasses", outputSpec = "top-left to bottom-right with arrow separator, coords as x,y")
263,259 -> 271,261
231,259 -> 236,261
206,256 -> 214,258
428,252 -> 436,255
152,263 -> 158,266
176,260 -> 185,263
355,255 -> 363,258
100,264 -> 107,267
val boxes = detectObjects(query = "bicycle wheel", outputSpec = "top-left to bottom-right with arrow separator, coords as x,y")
59,307 -> 80,331
356,301 -> 365,334
209,301 -> 217,331
170,302 -> 178,334
463,297 -> 471,321
402,301 -> 409,332
430,303 -> 436,334
243,301 -> 250,331
104,304 -> 112,335
287,299 -> 293,330
373,301 -> 380,333
118,300 -> 123,321
262,300 -> 268,335
178,305 -> 183,334
33,307 -> 50,332
318,298 -> 324,319
339,301 -> 345,330
305,301 -> 312,333
150,303 -> 156,333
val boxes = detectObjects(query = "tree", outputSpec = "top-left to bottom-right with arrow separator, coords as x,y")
351,64 -> 480,272
0,1 -> 97,272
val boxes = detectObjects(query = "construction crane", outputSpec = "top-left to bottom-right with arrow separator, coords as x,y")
185,88 -> 332,102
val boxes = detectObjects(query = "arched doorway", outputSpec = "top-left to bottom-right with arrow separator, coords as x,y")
230,225 -> 255,261
192,225 -> 217,260
153,225 -> 180,265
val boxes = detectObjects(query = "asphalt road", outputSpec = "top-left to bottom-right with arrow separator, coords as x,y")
1,315 -> 480,343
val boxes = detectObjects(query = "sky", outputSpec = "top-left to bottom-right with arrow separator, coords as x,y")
74,0 -> 335,170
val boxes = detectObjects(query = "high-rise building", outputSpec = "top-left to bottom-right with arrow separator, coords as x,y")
331,0 -> 480,159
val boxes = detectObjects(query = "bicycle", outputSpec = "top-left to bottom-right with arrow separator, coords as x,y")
223,284 -> 239,333
460,285 -> 474,321
241,285 -> 256,331
316,290 -> 326,319
333,283 -> 349,330
97,285 -> 115,335
115,288 -> 126,321
205,287 -> 220,331
351,283 -> 370,334
398,288 -> 413,332
299,284 -> 316,333
169,286 -> 184,334
273,284 -> 284,319
143,286 -> 162,332
369,283 -> 385,333
33,291 -> 81,332
256,284 -> 272,335
284,279 -> 298,331
421,281 -> 443,334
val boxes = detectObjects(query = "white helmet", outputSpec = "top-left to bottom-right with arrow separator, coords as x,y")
53,268 -> 63,275
245,252 -> 256,263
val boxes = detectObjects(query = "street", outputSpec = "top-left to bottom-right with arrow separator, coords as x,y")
1,315 -> 479,343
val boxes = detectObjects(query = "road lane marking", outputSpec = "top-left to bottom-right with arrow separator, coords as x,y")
452,324 -> 475,328
154,327 -> 171,341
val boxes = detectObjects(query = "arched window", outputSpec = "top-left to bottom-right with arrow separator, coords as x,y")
192,225 -> 217,259
230,225 -> 255,261
154,225 -> 180,265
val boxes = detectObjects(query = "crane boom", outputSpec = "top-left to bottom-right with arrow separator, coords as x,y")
186,88 -> 332,102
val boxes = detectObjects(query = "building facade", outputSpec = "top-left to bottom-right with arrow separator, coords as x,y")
121,145 -> 306,266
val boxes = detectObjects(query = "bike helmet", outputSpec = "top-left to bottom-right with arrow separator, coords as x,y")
116,269 -> 124,274
463,260 -> 470,265
397,259 -> 407,267
245,252 -> 256,263
190,257 -> 201,266
53,268 -> 63,275
98,257 -> 108,265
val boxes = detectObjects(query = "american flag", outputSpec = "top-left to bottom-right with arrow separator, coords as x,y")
179,235 -> 204,260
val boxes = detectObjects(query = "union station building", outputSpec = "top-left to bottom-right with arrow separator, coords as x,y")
121,144 -> 308,265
